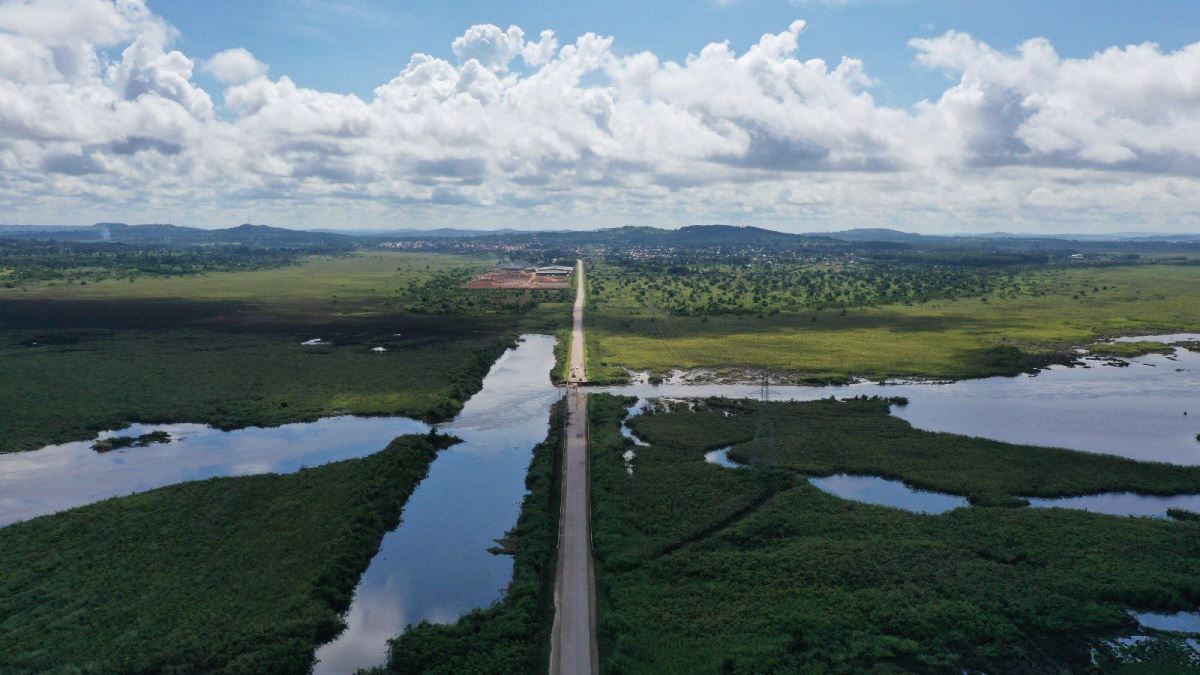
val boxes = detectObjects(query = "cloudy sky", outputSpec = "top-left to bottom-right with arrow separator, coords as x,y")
2,0 -> 1199,233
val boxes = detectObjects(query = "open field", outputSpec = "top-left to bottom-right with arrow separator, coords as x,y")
466,268 -> 570,289
0,251 -> 570,453
0,251 -> 485,308
0,433 -> 451,673
1,250 -> 571,323
590,394 -> 1200,672
586,264 -> 1200,382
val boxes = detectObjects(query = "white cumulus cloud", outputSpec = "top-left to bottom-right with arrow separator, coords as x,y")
204,48 -> 268,85
0,0 -> 1199,232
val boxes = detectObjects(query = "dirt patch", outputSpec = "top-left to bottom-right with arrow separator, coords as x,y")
466,269 -> 569,290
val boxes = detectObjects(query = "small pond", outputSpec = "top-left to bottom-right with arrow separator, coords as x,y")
1134,610 -> 1200,633
808,474 -> 970,514
704,447 -> 742,469
1028,492 -> 1200,519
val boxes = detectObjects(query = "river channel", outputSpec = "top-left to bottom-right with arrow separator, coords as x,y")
1,334 -> 1197,670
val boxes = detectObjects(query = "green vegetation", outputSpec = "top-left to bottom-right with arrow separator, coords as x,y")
0,432 -> 453,674
1088,341 -> 1176,357
0,239 -> 316,288
0,251 -> 571,453
1168,508 -> 1200,521
589,258 -> 1039,316
0,250 -> 481,306
91,430 -> 171,452
590,394 -> 1200,673
0,327 -> 510,454
373,402 -> 564,674
629,397 -> 1200,503
587,263 -> 1200,382
0,250 -> 571,325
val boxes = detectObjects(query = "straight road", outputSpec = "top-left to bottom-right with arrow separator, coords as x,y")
551,260 -> 598,675
568,259 -> 587,384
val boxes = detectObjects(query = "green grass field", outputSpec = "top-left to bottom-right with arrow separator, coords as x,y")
587,264 -> 1200,382
0,251 -> 485,307
590,394 -> 1200,673
0,433 -> 451,673
0,251 -> 570,453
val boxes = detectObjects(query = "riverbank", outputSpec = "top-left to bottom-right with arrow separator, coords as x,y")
372,400 -> 565,673
589,394 -> 1200,672
310,334 -> 564,673
0,432 -> 452,673
0,250 -> 572,454
0,326 -> 513,454
599,343 -> 1200,466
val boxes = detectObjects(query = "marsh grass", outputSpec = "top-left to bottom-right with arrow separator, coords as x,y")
0,433 -> 453,673
590,394 -> 1200,673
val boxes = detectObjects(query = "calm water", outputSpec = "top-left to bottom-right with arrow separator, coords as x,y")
0,416 -> 430,527
619,399 -> 650,448
1134,610 -> 1200,633
619,400 -> 650,475
1112,333 -> 1200,344
808,474 -> 970,514
621,338 -> 1200,517
3,333 -> 1199,669
311,334 -> 562,674
704,447 -> 742,469
0,335 -> 562,674
1029,492 -> 1200,519
605,342 -> 1200,465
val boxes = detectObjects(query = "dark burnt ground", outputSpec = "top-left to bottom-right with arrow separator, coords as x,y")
0,297 -> 520,345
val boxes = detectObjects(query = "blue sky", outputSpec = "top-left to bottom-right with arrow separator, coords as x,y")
3,0 -> 1200,232
157,0 -> 1200,109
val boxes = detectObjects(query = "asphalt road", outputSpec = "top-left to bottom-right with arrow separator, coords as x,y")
551,260 -> 598,675
568,259 -> 587,385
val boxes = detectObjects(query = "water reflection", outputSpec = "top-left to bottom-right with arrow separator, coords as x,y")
619,399 -> 650,475
620,399 -> 650,448
311,334 -> 562,674
704,448 -> 742,469
603,341 -> 1200,465
808,474 -> 970,514
0,335 -> 563,675
1028,492 -> 1200,519
0,416 -> 429,527
1111,333 -> 1200,344
1134,610 -> 1200,633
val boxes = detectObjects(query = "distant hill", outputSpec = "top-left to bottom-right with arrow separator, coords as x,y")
823,228 -> 933,243
4,222 -> 1198,250
321,227 -> 535,238
468,224 -> 841,249
1,223 -> 356,249
955,231 -> 1200,242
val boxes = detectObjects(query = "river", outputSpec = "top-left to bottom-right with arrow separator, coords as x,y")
604,339 -> 1200,466
1,334 -> 1197,670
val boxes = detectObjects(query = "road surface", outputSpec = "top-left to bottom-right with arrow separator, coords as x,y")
551,260 -> 598,675
568,259 -> 587,384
